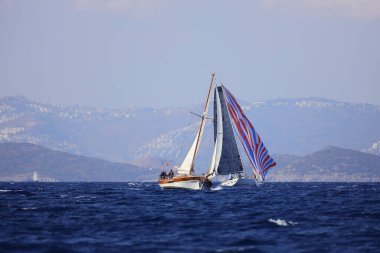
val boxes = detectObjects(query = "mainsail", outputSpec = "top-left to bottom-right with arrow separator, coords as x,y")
222,86 -> 276,180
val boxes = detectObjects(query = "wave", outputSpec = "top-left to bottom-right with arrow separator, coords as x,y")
0,189 -> 34,196
74,195 -> 96,199
128,183 -> 143,186
268,218 -> 298,226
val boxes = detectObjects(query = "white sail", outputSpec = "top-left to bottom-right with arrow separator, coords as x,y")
177,74 -> 215,176
207,143 -> 217,177
177,131 -> 201,175
207,88 -> 223,177
214,89 -> 223,173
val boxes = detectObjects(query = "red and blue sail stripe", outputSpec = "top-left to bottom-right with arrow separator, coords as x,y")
222,86 -> 276,180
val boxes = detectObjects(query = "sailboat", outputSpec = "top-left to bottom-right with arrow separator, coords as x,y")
206,84 -> 276,186
158,73 -> 276,189
158,73 -> 216,190
32,171 -> 39,182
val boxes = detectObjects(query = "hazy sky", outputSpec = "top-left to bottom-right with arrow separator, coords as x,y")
1,0 -> 379,108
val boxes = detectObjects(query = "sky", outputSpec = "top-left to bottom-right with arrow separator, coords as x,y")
1,0 -> 379,108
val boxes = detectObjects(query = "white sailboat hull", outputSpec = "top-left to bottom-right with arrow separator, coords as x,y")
159,176 -> 212,190
220,176 -> 239,187
214,175 -> 258,187
160,180 -> 203,190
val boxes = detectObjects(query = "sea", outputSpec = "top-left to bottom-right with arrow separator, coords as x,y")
0,182 -> 379,253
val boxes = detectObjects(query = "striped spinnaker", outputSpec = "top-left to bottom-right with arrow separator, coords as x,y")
222,86 -> 276,180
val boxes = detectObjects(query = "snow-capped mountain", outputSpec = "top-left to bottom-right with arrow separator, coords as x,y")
0,96 -> 194,162
1,95 -> 380,169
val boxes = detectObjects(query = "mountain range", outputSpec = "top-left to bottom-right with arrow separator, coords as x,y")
1,143 -> 379,182
0,95 -> 380,170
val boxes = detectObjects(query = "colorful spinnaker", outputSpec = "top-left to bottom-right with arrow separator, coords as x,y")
222,86 -> 276,180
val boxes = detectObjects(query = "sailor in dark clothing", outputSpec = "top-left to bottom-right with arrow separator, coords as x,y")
159,170 -> 167,179
168,169 -> 174,178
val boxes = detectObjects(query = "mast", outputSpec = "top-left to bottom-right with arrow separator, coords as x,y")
189,72 -> 215,174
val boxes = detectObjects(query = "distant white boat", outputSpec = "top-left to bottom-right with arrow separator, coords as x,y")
32,171 -> 39,182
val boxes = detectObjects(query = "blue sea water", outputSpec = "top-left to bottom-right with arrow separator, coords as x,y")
0,182 -> 379,253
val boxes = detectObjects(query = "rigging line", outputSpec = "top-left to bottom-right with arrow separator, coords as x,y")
189,111 -> 214,120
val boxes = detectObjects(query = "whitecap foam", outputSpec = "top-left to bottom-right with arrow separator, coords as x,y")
74,195 -> 88,199
268,218 -> 297,226
128,183 -> 139,186
211,185 -> 223,191
0,189 -> 12,193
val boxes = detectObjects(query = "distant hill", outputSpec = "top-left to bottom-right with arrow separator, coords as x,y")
0,142 -> 159,182
1,96 -> 380,167
268,146 -> 380,182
